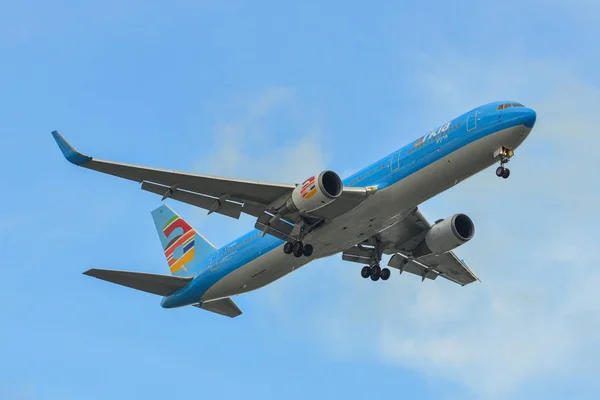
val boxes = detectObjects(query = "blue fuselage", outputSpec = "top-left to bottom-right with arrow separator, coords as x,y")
161,101 -> 536,308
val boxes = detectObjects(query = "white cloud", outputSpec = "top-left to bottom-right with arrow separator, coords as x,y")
199,86 -> 326,182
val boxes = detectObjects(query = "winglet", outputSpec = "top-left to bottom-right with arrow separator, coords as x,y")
51,130 -> 92,166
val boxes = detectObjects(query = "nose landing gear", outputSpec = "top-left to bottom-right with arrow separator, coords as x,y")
495,147 -> 513,179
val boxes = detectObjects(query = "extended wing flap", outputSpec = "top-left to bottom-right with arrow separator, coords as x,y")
342,247 -> 374,264
141,181 -> 245,219
388,254 -> 438,281
418,252 -> 479,285
254,212 -> 295,241
193,297 -> 242,318
83,269 -> 192,296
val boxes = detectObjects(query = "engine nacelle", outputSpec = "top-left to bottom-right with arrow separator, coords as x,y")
412,213 -> 475,257
285,171 -> 343,213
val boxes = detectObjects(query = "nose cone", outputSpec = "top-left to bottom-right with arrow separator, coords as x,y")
521,108 -> 537,128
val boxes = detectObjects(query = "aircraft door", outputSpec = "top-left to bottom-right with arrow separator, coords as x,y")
467,111 -> 478,132
390,152 -> 401,172
209,252 -> 219,272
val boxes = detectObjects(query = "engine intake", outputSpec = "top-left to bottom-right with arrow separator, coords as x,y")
286,171 -> 343,213
412,213 -> 475,258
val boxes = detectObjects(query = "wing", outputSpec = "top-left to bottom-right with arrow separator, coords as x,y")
342,209 -> 479,286
52,131 -> 295,218
52,131 -> 372,239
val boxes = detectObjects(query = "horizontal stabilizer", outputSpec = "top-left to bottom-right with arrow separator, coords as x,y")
193,297 -> 242,318
83,269 -> 192,296
254,212 -> 295,241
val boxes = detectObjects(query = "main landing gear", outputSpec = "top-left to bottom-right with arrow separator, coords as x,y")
361,264 -> 391,281
496,147 -> 513,179
358,237 -> 390,282
283,241 -> 313,258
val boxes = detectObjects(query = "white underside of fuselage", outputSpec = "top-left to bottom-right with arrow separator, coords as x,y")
201,124 -> 531,302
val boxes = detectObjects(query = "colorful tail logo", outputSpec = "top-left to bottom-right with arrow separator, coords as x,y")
163,215 -> 195,274
300,176 -> 317,199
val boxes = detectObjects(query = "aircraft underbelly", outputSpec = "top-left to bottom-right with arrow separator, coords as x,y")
201,125 -> 527,301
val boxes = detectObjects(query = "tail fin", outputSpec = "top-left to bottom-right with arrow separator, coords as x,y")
151,205 -> 217,277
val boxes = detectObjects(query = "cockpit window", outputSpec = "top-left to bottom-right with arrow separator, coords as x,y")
497,102 -> 525,110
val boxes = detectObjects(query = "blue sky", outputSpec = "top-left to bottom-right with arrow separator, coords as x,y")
1,1 -> 599,399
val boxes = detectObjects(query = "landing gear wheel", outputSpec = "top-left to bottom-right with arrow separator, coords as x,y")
302,244 -> 313,257
501,168 -> 510,179
292,241 -> 303,253
496,166 -> 505,177
370,269 -> 381,281
371,264 -> 381,275
361,266 -> 371,278
292,241 -> 304,258
370,264 -> 381,281
380,268 -> 391,281
283,242 -> 293,254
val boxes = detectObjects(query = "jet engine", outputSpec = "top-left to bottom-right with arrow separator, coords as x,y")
412,213 -> 475,257
284,170 -> 343,213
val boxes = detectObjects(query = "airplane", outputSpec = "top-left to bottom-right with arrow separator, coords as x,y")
52,101 -> 536,318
